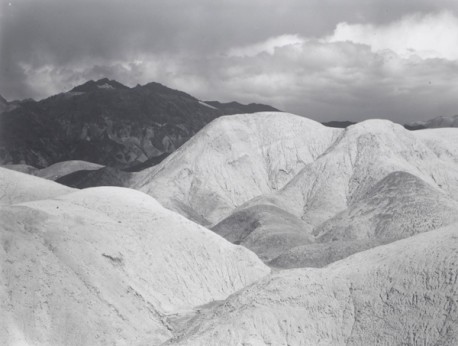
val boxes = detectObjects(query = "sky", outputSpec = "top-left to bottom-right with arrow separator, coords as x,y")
1,0 -> 458,122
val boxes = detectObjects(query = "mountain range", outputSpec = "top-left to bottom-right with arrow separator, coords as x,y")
0,78 -> 278,168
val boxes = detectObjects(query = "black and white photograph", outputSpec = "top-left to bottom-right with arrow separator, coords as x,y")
1,0 -> 458,345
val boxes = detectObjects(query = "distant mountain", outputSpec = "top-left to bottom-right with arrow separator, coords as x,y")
204,101 -> 279,114
0,79 -> 279,168
405,114 -> 458,130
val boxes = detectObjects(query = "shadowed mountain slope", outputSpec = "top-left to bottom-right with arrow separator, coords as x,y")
204,101 -> 279,114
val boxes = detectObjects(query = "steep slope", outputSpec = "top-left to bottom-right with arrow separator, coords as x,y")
168,224 -> 458,345
406,114 -> 458,130
0,79 -> 279,168
0,167 -> 74,205
212,203 -> 312,261
0,186 -> 269,346
131,112 -> 341,225
273,120 -> 458,227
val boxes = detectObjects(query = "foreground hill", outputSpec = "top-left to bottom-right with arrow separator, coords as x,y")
168,223 -> 458,345
0,78 -> 278,168
0,185 -> 269,345
131,112 -> 341,225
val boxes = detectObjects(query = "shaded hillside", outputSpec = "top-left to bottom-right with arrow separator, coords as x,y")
0,78 -> 278,168
322,120 -> 355,128
212,204 -> 312,261
56,167 -> 134,189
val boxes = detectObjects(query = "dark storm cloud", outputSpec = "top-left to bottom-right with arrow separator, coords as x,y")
1,0 -> 458,122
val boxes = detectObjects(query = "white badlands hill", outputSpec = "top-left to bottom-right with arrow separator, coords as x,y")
274,119 -> 458,227
0,167 -> 74,205
130,112 -> 341,225
131,115 -> 458,230
315,171 -> 458,242
270,171 -> 458,268
167,223 -> 458,345
0,185 -> 269,345
128,114 -> 458,266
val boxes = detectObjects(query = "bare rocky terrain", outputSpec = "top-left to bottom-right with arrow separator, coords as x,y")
1,112 -> 458,345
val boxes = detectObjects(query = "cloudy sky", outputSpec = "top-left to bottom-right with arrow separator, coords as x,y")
1,0 -> 458,122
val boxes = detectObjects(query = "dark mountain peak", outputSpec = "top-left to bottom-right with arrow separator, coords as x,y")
70,78 -> 130,93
